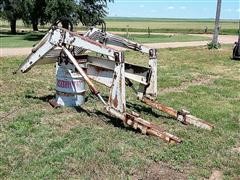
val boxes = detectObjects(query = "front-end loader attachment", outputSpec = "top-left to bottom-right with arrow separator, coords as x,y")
15,25 -> 214,144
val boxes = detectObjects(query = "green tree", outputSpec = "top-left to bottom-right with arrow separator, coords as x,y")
0,0 -> 113,33
0,0 -> 24,34
45,0 -> 113,29
77,0 -> 114,26
45,0 -> 75,29
22,0 -> 47,31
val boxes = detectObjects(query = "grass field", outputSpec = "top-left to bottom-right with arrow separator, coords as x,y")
0,32 -> 210,48
0,32 -> 45,48
0,17 -> 239,35
0,45 -> 239,179
105,17 -> 239,35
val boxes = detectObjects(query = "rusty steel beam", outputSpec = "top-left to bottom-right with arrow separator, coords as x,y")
106,107 -> 182,144
142,97 -> 177,117
49,99 -> 61,108
141,97 -> 214,130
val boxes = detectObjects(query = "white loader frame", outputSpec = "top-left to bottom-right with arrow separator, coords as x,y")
16,26 -> 214,143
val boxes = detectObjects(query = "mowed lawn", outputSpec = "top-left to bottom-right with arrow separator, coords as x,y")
0,32 -> 210,48
0,32 -> 45,48
0,46 -> 240,179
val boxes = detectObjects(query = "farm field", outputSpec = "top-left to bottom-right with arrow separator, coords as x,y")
105,18 -> 238,35
0,45 -> 239,179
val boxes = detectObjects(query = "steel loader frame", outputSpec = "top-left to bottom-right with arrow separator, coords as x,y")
16,26 -> 214,144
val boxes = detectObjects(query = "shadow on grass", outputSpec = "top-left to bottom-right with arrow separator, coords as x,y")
86,94 -> 172,120
0,31 -> 45,41
23,33 -> 45,41
95,110 -> 138,132
0,35 -> 12,38
126,101 -> 173,119
75,106 -> 92,116
0,31 -> 28,35
25,94 -> 172,133
0,30 -> 47,35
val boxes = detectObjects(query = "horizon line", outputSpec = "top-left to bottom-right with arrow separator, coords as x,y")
106,16 -> 240,21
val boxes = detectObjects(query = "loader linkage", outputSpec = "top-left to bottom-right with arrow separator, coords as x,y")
16,26 -> 214,143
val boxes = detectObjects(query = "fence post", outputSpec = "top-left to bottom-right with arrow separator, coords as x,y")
148,27 -> 151,38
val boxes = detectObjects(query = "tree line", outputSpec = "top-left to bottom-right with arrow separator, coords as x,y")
0,0 -> 113,34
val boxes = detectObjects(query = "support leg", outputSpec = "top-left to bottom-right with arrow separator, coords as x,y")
145,49 -> 158,100
108,52 -> 126,113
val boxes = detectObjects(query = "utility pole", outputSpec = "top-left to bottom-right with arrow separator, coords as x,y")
211,0 -> 222,48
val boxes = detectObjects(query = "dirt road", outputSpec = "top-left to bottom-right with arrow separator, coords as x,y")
0,34 -> 237,57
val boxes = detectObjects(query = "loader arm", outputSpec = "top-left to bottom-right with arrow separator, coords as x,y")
104,32 -> 150,54
18,27 -> 116,73
78,28 -> 151,54
17,29 -> 56,73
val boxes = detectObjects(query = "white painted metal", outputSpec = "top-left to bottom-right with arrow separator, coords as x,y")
105,32 -> 151,54
18,27 -> 117,73
62,28 -> 115,57
108,52 -> 126,113
87,64 -> 114,87
87,56 -> 150,85
70,27 -> 151,55
74,28 -> 103,55
145,49 -> 158,100
56,62 -> 86,107
19,37 -> 56,73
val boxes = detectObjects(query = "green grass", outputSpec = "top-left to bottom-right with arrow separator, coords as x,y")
0,46 -> 240,179
0,32 -> 210,48
0,32 -> 45,48
122,34 -> 210,43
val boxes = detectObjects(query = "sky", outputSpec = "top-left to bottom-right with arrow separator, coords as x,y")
107,0 -> 240,19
